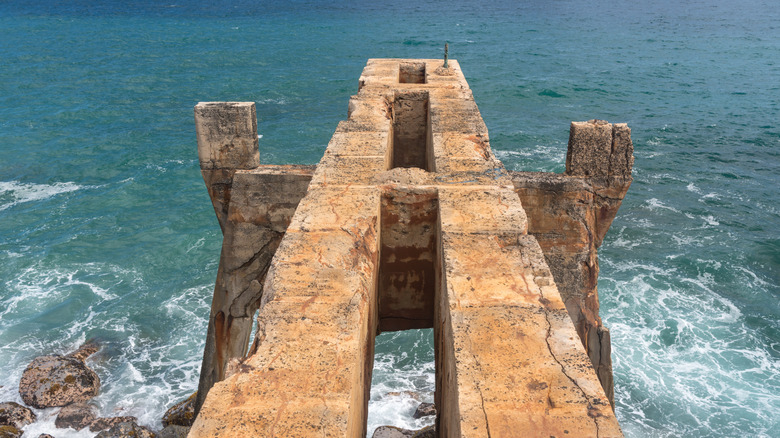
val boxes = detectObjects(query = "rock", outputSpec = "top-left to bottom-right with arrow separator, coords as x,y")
411,402 -> 435,419
372,425 -> 414,438
89,416 -> 138,432
161,392 -> 196,427
372,424 -> 435,438
411,425 -> 435,438
0,425 -> 23,438
0,401 -> 37,429
94,421 -> 155,438
55,402 -> 96,430
38,435 -> 55,438
19,343 -> 101,408
66,341 -> 100,362
158,425 -> 190,438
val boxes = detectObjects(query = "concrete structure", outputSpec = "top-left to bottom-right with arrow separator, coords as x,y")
191,59 -> 632,437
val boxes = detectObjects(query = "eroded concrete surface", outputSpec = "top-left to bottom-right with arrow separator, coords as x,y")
190,59 -> 632,437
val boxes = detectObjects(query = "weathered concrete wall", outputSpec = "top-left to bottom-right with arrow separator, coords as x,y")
191,60 -> 629,437
378,187 -> 438,332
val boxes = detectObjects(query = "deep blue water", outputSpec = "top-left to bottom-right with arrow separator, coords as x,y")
1,0 -> 778,436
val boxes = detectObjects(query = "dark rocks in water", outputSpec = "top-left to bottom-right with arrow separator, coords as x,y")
0,425 -> 23,438
55,402 -> 97,430
38,434 -> 55,438
412,402 -> 436,419
158,424 -> 190,438
66,342 -> 100,362
0,401 -> 37,429
162,392 -> 196,427
372,424 -> 436,438
90,416 -> 138,432
18,343 -> 101,409
372,425 -> 414,438
94,421 -> 156,438
411,425 -> 435,438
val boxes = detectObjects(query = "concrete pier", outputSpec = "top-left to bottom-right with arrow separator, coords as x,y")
191,59 -> 632,437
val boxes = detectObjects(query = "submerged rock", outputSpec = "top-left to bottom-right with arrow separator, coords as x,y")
94,421 -> 156,438
0,425 -> 23,438
0,401 -> 36,429
161,392 -> 196,427
90,416 -> 138,433
18,343 -> 101,409
38,434 -> 55,438
412,402 -> 436,419
158,425 -> 190,438
55,402 -> 96,430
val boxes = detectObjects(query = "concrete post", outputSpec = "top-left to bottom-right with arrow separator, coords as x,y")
194,102 -> 260,232
513,119 -> 634,407
193,102 -> 260,415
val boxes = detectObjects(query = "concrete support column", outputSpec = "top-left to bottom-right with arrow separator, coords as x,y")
194,102 -> 261,414
195,102 -> 260,231
513,119 -> 634,407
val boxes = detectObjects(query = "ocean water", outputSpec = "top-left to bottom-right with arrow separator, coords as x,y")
0,0 -> 778,436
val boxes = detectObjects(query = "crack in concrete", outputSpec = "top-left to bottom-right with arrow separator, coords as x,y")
227,233 -> 281,274
538,286 -> 601,438
478,387 -> 492,438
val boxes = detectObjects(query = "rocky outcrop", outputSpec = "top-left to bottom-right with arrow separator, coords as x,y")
372,426 -> 414,438
411,402 -> 435,419
89,416 -> 138,433
55,402 -> 96,430
94,421 -> 155,438
0,426 -> 22,438
162,392 -> 196,427
67,342 -> 100,362
410,425 -> 435,438
372,425 -> 435,438
158,425 -> 190,438
18,343 -> 100,408
0,402 -> 36,429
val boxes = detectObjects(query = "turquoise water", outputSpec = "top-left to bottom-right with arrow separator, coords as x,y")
1,0 -> 778,436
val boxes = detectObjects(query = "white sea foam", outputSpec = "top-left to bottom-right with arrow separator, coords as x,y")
21,409 -> 97,438
0,180 -> 82,211
367,330 -> 436,435
601,256 -> 779,438
645,198 -> 681,213
185,237 -> 206,254
1,263 -> 121,321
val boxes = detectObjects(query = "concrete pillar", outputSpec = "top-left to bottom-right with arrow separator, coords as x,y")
193,102 -> 314,415
513,119 -> 634,407
194,102 -> 260,232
